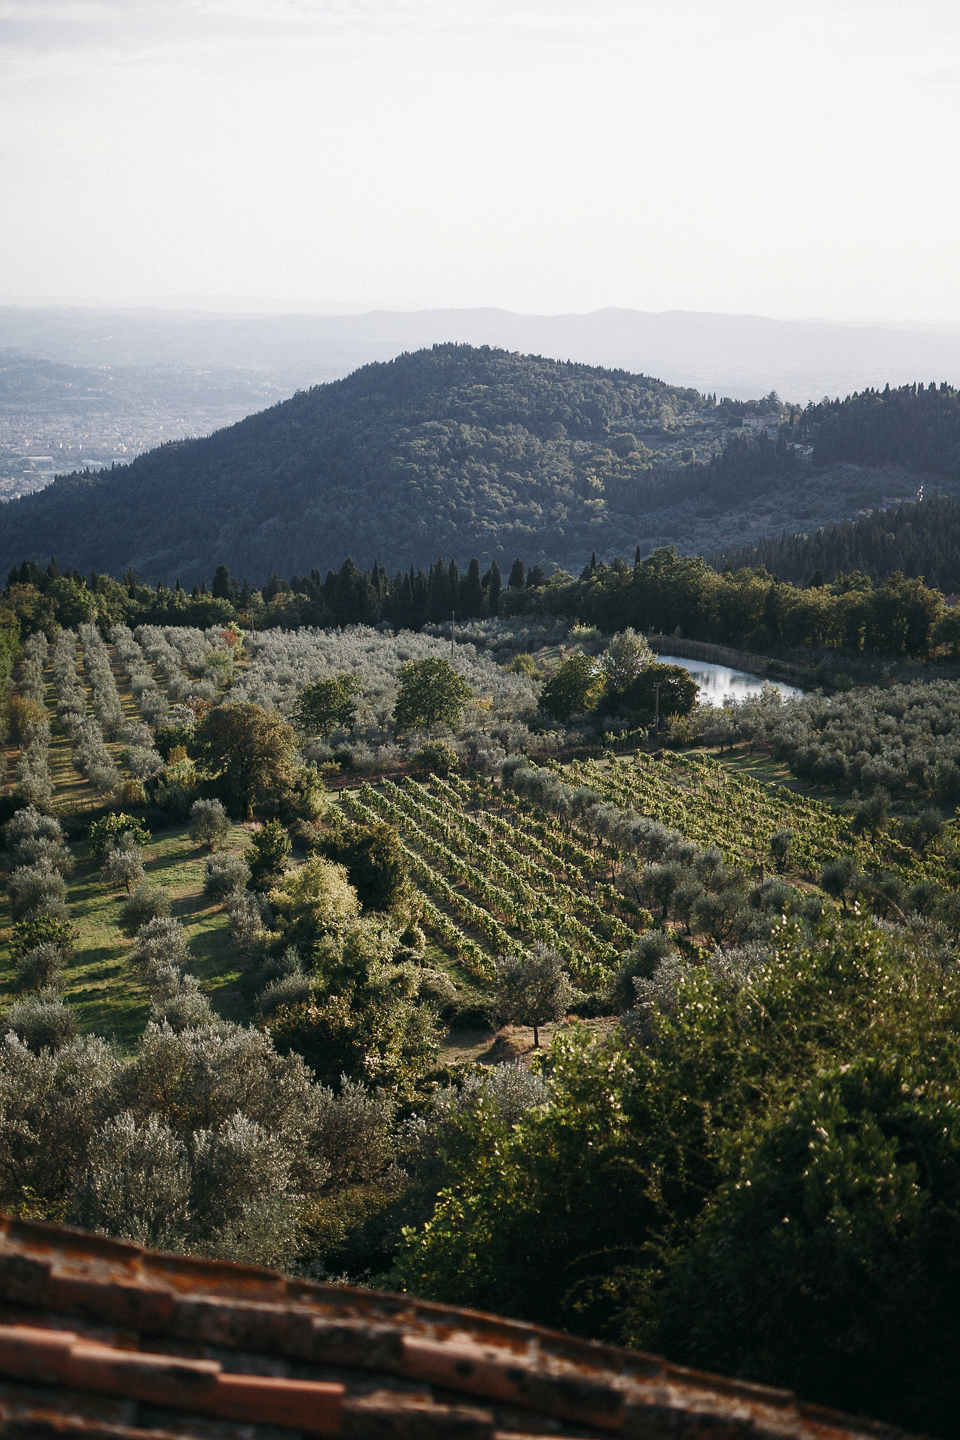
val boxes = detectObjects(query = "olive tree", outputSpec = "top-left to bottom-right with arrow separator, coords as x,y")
490,944 -> 575,1048
189,797 -> 231,851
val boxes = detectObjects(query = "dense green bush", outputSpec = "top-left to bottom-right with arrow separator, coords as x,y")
203,852 -> 251,900
118,884 -> 171,934
391,918 -> 960,1437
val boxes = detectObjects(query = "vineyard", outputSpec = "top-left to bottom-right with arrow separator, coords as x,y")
561,752 -> 951,889
338,773 -> 645,990
5,620 -> 959,1043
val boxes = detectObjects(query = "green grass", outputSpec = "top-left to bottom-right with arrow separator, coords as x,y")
0,819 -> 255,1051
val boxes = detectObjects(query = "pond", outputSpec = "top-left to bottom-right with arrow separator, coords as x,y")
657,655 -> 805,708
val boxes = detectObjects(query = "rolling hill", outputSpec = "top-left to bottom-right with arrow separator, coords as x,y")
4,346 -> 959,589
0,345 -> 727,584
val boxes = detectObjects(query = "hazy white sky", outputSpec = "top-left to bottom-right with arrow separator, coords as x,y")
2,0 -> 960,321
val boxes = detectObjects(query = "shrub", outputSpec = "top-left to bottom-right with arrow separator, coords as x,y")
257,971 -> 313,1018
5,806 -> 64,855
11,911 -> 77,962
152,981 -> 215,1033
14,942 -> 66,993
203,853 -> 250,900
4,991 -> 78,1052
409,740 -> 460,778
70,1111 -> 191,1251
227,889 -> 273,957
130,917 -> 191,974
189,797 -> 231,851
769,827 -> 794,872
118,884 -> 171,934
8,864 -> 67,921
607,931 -> 675,1012
8,696 -> 47,743
12,835 -> 73,874
246,820 -> 291,891
88,813 -> 150,862
101,845 -> 145,893
269,855 -> 360,949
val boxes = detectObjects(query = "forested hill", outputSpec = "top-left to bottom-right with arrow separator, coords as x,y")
802,380 -> 960,474
716,493 -> 960,591
0,345 -> 722,585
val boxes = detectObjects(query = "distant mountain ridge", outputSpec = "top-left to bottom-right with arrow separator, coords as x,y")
4,304 -> 960,402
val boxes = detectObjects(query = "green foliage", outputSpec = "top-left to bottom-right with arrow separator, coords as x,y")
88,812 -> 150,862
490,945 -> 575,1047
769,826 -> 794,871
538,653 -> 598,722
602,662 -> 699,722
7,863 -> 67,921
394,658 -> 473,732
246,819 -> 292,891
293,674 -> 362,736
14,942 -> 66,993
101,845 -> 145,894
392,919 -> 960,1439
649,1054 -> 960,1437
11,911 -> 77,961
852,788 -> 890,838
266,918 -> 440,1092
605,931 -> 675,1011
318,821 -> 413,918
268,854 -> 360,951
193,702 -> 297,817
409,740 -> 459,778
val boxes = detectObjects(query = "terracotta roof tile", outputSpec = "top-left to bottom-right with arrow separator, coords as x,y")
0,1215 -> 915,1440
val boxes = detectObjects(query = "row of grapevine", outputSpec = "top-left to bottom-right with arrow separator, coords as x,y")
337,788 -> 494,979
340,782 -> 620,988
567,753 -> 947,888
381,778 -> 610,967
397,777 -> 637,949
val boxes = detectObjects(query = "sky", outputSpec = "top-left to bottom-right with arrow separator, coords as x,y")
2,0 -> 960,323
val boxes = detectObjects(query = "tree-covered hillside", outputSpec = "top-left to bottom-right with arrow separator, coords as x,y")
0,345 -> 726,583
803,380 -> 960,476
715,493 -> 960,591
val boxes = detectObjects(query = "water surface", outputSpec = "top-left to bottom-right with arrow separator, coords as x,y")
658,654 -> 804,708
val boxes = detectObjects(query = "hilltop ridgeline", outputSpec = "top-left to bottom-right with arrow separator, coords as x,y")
0,344 -> 745,584
1,345 -> 958,588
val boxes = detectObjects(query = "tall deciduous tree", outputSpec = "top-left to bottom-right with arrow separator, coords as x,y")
193,703 -> 297,817
293,674 -> 362,737
393,658 -> 472,733
538,653 -> 598,722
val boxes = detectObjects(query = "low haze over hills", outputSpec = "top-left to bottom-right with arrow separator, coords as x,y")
4,303 -> 960,403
